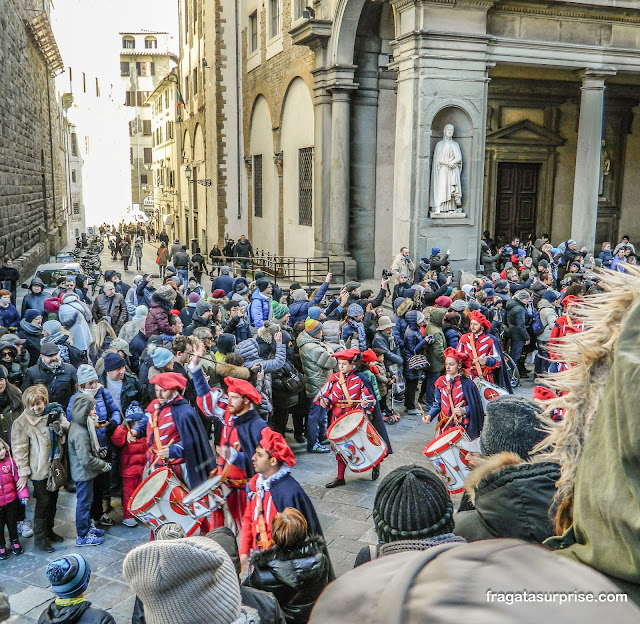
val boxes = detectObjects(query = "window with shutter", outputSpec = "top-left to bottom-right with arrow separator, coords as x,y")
143,120 -> 151,135
136,62 -> 141,76
120,62 -> 130,76
144,148 -> 152,164
253,155 -> 263,217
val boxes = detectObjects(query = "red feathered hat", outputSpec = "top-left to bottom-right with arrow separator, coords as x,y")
443,347 -> 472,371
224,377 -> 262,405
259,429 -> 296,467
149,372 -> 188,391
469,310 -> 491,331
334,348 -> 360,361
361,349 -> 378,363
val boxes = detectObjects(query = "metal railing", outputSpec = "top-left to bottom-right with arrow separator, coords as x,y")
233,251 -> 346,287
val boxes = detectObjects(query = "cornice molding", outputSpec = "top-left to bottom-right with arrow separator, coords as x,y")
492,3 -> 640,25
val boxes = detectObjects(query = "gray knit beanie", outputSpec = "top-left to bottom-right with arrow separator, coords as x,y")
373,465 -> 454,543
480,396 -> 547,460
123,537 -> 241,624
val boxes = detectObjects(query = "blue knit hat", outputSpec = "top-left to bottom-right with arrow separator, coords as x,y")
46,554 -> 91,599
308,306 -> 322,320
347,303 -> 364,318
431,248 -> 440,256
150,347 -> 173,368
543,289 -> 561,303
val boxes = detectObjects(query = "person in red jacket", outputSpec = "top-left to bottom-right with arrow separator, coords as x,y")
111,402 -> 147,527
548,294 -> 584,373
0,438 -> 29,557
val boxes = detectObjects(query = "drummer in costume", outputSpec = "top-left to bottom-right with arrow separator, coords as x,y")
456,310 -> 513,393
239,429 -> 326,572
423,347 -> 484,439
317,348 -> 392,488
191,342 -> 269,529
548,294 -> 584,374
133,372 -> 216,489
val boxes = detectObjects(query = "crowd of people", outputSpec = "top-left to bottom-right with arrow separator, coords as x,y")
0,228 -> 639,622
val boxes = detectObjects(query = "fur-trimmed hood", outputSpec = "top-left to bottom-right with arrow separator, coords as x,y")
150,291 -> 173,310
454,452 -> 560,544
216,361 -> 251,381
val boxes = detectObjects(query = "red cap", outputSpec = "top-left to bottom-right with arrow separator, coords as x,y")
361,349 -> 377,363
149,372 -> 188,391
170,309 -> 181,316
224,377 -> 262,405
333,348 -> 360,361
259,429 -> 296,467
469,310 -> 491,331
443,347 -> 471,371
434,296 -> 453,308
533,385 -> 557,403
211,289 -> 227,299
561,295 -> 581,308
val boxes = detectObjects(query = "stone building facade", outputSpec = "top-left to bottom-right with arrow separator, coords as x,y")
241,0 -> 640,278
119,31 -> 175,216
0,1 -> 67,277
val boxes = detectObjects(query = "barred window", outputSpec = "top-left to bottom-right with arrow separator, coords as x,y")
72,202 -> 80,215
298,147 -> 313,226
253,155 -> 263,218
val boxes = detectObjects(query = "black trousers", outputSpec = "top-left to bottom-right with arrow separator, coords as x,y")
32,479 -> 59,534
404,377 -> 419,410
0,499 -> 20,544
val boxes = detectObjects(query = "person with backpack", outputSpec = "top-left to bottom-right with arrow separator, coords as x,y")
534,290 -> 561,376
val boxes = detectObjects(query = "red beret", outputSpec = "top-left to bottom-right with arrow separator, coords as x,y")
533,385 -> 557,403
434,296 -> 453,308
469,310 -> 491,331
561,295 -> 581,308
211,289 -> 227,299
149,372 -> 188,391
259,429 -> 296,467
43,298 -> 60,314
224,377 -> 262,405
443,347 -> 471,370
360,349 -> 377,363
333,348 -> 360,361
170,309 -> 181,316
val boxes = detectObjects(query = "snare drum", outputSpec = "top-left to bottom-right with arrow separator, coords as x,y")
181,475 -> 231,520
423,426 -> 471,494
327,410 -> 387,473
474,378 -> 509,411
128,467 -> 203,535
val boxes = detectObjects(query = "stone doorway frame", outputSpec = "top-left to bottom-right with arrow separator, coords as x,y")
483,120 -> 565,241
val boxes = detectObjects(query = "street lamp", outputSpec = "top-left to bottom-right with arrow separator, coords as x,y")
184,165 -> 191,180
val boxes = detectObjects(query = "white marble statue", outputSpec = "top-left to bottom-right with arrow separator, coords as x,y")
430,124 -> 463,214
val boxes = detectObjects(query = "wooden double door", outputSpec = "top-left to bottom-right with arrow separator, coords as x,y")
495,162 -> 540,243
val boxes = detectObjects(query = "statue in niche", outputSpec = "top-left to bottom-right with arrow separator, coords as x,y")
599,139 -> 611,197
430,124 -> 463,214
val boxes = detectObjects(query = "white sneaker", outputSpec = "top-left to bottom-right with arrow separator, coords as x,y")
122,518 -> 137,528
18,521 -> 34,538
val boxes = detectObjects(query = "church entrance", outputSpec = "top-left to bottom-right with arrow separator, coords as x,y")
495,162 -> 540,244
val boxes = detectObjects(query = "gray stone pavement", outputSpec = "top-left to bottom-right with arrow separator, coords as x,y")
6,240 -> 534,621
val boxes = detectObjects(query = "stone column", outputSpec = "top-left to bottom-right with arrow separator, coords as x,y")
571,69 -> 616,252
329,87 -> 354,257
274,152 -> 284,256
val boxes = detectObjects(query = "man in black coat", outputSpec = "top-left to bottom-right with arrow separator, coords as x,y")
235,235 -> 254,278
22,343 -> 77,409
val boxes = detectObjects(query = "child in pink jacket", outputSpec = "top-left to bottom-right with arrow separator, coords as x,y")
0,438 -> 28,558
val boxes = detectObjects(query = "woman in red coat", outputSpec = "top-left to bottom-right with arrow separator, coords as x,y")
111,403 -> 147,527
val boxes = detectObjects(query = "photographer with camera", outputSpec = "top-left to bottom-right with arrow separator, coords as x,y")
390,247 -> 415,283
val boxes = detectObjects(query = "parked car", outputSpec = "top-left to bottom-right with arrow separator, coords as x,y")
23,262 -> 84,295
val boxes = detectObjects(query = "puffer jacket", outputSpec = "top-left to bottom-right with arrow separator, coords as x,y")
288,282 -> 329,326
68,394 -> 110,483
246,536 -> 331,624
537,299 -> 558,343
296,332 -> 337,399
0,304 -> 20,329
11,405 -> 70,480
144,292 -> 176,338
0,454 -> 29,507
424,308 -> 446,373
249,289 -> 271,330
506,298 -> 529,341
67,387 -> 121,448
371,330 -> 403,368
21,278 -> 47,316
403,310 -> 428,380
111,423 -> 146,478
455,452 -> 560,544
235,338 -> 286,373
92,292 -> 128,335
22,360 -> 78,410
58,293 -> 93,352
391,298 -> 409,351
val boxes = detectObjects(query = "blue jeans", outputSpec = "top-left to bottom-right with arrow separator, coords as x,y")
177,269 -> 189,286
510,339 -> 526,364
75,479 -> 94,538
239,260 -> 250,278
306,402 -> 328,450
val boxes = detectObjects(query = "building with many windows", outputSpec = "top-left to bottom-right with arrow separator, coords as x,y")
119,31 -> 176,217
241,0 -> 640,279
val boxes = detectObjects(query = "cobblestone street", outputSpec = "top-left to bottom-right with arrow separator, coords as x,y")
6,241 -> 533,622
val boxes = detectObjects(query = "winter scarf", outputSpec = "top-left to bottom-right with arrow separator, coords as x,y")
347,318 -> 367,347
19,319 -> 42,338
42,332 -> 71,364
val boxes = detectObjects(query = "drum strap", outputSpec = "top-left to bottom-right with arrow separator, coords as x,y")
469,335 -> 486,380
437,382 -> 458,434
338,373 -> 356,408
256,493 -> 274,551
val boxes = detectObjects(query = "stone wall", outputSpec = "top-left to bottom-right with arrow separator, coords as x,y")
0,2 -> 68,278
